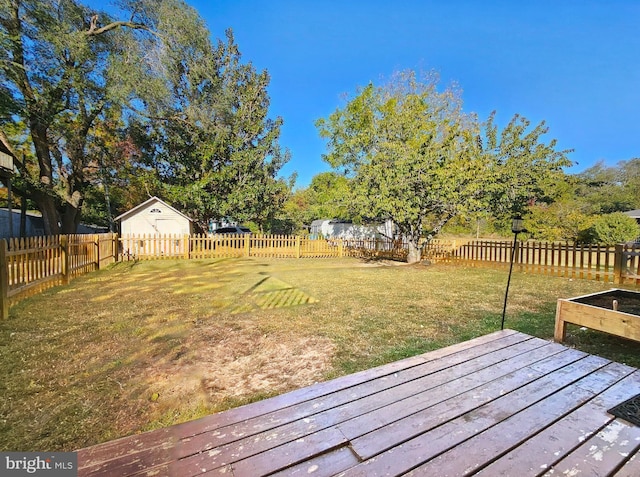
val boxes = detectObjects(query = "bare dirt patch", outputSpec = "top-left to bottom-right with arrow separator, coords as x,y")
356,258 -> 410,267
141,323 -> 336,411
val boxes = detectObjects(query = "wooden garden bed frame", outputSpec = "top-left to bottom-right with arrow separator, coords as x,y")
555,288 -> 640,343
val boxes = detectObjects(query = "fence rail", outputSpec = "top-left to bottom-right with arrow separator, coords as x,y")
118,234 -> 464,261
1,232 -> 638,318
0,233 -> 118,317
451,239 -> 640,285
120,234 -> 343,260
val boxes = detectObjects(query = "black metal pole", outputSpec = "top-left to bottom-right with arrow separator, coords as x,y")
501,231 -> 519,330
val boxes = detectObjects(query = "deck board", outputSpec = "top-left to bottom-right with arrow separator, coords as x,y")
406,363 -> 635,476
615,453 -> 640,477
476,369 -> 640,476
77,330 -> 640,476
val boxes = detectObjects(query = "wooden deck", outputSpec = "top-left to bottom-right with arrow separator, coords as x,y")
77,330 -> 640,476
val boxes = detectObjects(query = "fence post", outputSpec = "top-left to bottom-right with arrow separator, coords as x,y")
338,239 -> 344,258
613,243 -> 624,284
94,234 -> 100,270
295,235 -> 301,259
0,239 -> 8,319
183,235 -> 190,260
113,233 -> 119,263
244,234 -> 251,257
61,235 -> 70,285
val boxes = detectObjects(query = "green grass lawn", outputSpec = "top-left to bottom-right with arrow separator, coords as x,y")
0,257 -> 637,452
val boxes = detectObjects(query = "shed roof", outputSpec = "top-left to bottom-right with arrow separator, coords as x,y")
0,141 -> 12,157
114,196 -> 193,222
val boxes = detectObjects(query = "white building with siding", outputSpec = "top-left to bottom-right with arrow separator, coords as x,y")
115,196 -> 193,237
115,196 -> 193,256
309,219 -> 396,240
115,197 -> 193,257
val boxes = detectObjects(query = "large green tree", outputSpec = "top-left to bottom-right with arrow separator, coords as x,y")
521,158 -> 640,242
0,0 -> 154,234
317,70 -> 572,263
301,172 -> 352,222
124,4 -> 291,232
317,71 -> 484,262
479,112 -> 572,219
1,0 -> 290,234
574,159 -> 640,214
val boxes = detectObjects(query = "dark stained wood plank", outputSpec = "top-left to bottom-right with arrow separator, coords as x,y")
614,452 -> 640,477
130,464 -> 171,477
228,427 -> 348,476
543,418 -> 640,477
77,428 -> 174,471
268,446 -> 360,477
175,332 -> 538,460
475,367 -> 640,476
173,336 -> 557,475
337,343 -> 575,440
346,352 -> 606,462
172,407 -> 346,475
339,354 -> 611,476
78,443 -> 174,477
405,362 -> 636,476
325,338 -> 557,434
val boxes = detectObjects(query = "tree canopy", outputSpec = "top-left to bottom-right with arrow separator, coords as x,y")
317,70 -> 572,262
574,159 -> 640,214
0,0 -> 290,234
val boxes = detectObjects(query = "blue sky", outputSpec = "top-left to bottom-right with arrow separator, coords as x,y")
96,0 -> 640,187
191,1 -> 639,188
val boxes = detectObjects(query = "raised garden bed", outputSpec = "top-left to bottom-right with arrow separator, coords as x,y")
554,288 -> 640,343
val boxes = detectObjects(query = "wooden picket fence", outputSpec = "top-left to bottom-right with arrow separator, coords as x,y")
0,233 -> 118,317
118,234 -> 462,261
450,239 -> 640,285
119,234 -> 346,260
1,232 -> 638,319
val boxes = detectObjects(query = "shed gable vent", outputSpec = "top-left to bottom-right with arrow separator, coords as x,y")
150,208 -> 162,214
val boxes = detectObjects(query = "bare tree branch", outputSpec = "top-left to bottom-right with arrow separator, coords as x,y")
85,16 -> 150,36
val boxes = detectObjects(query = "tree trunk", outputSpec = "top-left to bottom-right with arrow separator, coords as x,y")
32,192 -> 60,236
60,190 -> 83,234
407,240 -> 422,264
61,206 -> 81,234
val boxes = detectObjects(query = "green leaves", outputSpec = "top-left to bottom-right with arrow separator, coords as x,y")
316,70 -> 482,260
480,112 -> 573,218
316,69 -> 573,261
574,159 -> 640,214
591,212 -> 640,245
0,0 -> 291,233
130,22 -> 291,232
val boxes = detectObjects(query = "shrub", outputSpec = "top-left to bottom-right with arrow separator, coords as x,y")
585,212 -> 640,245
525,204 -> 593,242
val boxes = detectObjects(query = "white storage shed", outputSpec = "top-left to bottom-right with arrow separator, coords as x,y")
115,196 -> 193,237
115,197 -> 193,257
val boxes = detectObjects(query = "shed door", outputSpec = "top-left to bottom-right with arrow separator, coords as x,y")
155,219 -> 184,255
155,219 -> 180,235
